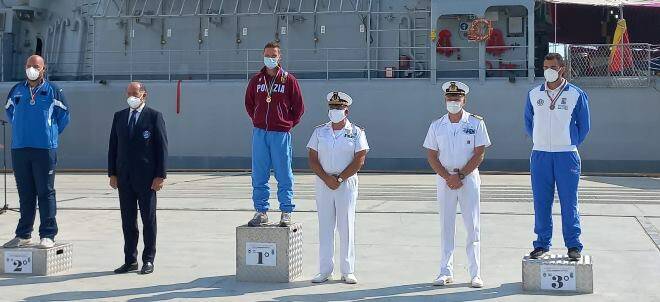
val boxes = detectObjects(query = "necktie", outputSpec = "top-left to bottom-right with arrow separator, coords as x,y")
129,110 -> 138,138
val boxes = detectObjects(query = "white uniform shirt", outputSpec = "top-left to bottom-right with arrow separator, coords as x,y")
307,120 -> 369,175
423,110 -> 491,172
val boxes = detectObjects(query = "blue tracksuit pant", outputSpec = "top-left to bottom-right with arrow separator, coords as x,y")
251,127 -> 294,213
530,150 -> 583,251
12,148 -> 58,239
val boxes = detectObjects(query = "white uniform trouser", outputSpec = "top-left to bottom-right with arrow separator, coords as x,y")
437,172 -> 481,278
315,175 -> 358,275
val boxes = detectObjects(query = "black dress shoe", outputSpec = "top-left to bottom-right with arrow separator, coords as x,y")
141,262 -> 154,274
114,263 -> 138,274
567,248 -> 581,261
529,247 -> 548,259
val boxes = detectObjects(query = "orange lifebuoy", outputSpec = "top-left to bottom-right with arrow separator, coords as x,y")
486,28 -> 508,56
436,29 -> 458,57
467,19 -> 492,41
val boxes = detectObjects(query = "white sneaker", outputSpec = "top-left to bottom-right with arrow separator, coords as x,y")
433,275 -> 453,286
38,238 -> 55,249
341,274 -> 358,284
311,273 -> 331,283
3,237 -> 31,248
471,276 -> 484,288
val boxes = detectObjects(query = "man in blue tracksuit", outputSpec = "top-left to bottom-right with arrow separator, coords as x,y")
2,55 -> 70,249
524,53 -> 590,260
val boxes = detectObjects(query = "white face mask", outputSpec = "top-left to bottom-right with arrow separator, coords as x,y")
328,109 -> 346,123
26,67 -> 40,81
544,68 -> 561,83
446,101 -> 463,114
127,96 -> 143,109
264,57 -> 278,69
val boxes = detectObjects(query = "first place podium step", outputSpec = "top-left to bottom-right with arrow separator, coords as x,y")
236,223 -> 303,283
1,242 -> 73,276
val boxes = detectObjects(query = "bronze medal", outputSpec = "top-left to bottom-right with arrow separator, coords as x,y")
546,81 -> 567,111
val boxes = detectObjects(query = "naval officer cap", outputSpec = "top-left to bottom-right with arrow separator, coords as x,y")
442,81 -> 470,96
327,91 -> 353,106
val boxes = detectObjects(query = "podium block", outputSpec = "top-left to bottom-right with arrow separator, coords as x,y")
236,223 -> 303,282
522,254 -> 593,293
1,242 -> 73,276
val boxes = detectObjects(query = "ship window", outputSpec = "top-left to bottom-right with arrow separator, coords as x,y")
35,38 -> 43,56
436,14 -> 479,78
485,6 -> 529,78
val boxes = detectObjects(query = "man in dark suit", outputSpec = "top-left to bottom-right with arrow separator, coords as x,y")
108,82 -> 168,275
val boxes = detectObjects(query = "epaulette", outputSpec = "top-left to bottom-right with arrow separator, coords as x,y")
314,122 -> 327,128
470,113 -> 484,120
352,123 -> 365,131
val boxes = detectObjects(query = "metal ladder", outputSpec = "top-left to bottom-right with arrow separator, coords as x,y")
411,10 -> 430,78
80,0 -> 98,79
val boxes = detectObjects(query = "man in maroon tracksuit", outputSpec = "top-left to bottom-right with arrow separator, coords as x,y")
245,41 -> 305,227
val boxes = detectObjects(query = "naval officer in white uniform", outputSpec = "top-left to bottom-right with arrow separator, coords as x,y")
423,81 -> 491,288
307,91 -> 369,284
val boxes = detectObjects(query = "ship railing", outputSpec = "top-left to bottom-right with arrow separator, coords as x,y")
484,45 -> 529,78
19,44 -> 657,86
91,0 -> 396,18
36,47 -> 432,81
435,45 -> 480,79
434,45 -> 530,79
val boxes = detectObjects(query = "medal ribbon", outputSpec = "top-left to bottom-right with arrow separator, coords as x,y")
263,67 -> 281,103
29,81 -> 44,105
545,80 -> 567,110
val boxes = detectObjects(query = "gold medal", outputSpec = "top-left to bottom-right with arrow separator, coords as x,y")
265,69 -> 281,104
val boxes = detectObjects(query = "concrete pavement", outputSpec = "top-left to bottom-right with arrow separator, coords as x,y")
0,173 -> 658,301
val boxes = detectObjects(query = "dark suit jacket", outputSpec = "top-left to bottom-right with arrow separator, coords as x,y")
108,106 -> 168,190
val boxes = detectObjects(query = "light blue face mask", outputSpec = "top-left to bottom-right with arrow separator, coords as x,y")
264,57 -> 278,69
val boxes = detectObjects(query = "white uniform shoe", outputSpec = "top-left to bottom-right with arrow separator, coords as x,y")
341,274 -> 358,284
433,275 -> 453,286
39,238 -> 55,249
311,273 -> 332,283
471,276 -> 484,288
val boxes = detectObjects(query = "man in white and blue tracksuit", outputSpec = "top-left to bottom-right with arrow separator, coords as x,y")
2,55 -> 70,249
525,53 -> 590,261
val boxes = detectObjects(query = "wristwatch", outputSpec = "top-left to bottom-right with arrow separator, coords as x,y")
453,168 -> 465,180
